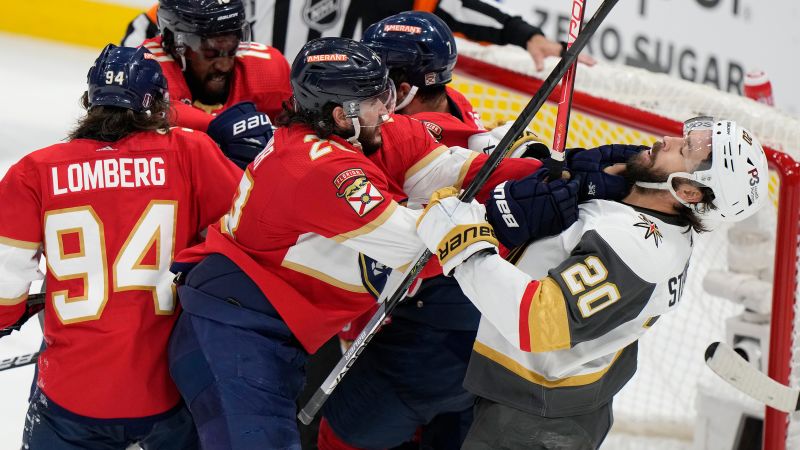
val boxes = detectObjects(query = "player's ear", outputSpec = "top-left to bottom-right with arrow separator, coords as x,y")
332,106 -> 351,130
396,82 -> 412,103
675,183 -> 703,204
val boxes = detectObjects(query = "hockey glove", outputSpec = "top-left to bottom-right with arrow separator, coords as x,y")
565,144 -> 647,202
486,168 -> 579,249
416,187 -> 499,276
0,294 -> 44,338
207,102 -> 274,169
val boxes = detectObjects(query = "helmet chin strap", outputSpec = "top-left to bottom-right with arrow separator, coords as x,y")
635,180 -> 692,208
346,117 -> 362,147
394,85 -> 418,111
635,181 -> 669,190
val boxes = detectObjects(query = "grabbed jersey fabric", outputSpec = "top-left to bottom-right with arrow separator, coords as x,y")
459,200 -> 694,416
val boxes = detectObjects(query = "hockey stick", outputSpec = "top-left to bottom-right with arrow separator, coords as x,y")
705,341 -> 800,413
0,351 -> 39,372
547,0 -> 587,177
297,0 -> 620,425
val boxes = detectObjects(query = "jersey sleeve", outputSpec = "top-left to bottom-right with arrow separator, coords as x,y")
0,159 -> 45,327
433,0 -> 544,48
403,145 -> 540,206
169,102 -> 214,132
184,131 -> 243,231
454,228 -> 657,353
295,154 -> 423,271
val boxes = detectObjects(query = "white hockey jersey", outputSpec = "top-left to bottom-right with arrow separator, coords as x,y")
457,200 -> 694,416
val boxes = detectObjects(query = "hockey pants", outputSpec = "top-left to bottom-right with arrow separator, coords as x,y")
168,253 -> 307,450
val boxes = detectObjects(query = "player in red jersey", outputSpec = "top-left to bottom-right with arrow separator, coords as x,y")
141,0 -> 291,135
165,35 -> 577,449
0,44 -> 242,449
317,12 -> 624,449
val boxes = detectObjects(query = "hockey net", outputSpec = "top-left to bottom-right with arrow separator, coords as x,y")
452,39 -> 800,450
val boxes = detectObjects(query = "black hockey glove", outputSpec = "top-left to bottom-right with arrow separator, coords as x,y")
565,144 -> 648,202
487,167 -> 579,249
0,294 -> 44,338
207,102 -> 274,169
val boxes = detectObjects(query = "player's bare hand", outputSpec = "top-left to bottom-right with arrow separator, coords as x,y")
526,35 -> 596,72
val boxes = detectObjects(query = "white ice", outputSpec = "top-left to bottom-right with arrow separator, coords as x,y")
0,32 -> 96,448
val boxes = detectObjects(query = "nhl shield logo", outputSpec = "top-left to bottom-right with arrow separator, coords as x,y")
424,72 -> 437,86
302,0 -> 342,31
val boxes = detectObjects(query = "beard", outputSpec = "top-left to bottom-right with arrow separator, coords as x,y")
184,67 -> 232,106
624,141 -> 671,185
348,123 -> 382,156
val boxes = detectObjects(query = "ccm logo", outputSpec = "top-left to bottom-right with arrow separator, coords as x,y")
233,114 -> 271,136
438,225 -> 495,261
493,183 -> 519,227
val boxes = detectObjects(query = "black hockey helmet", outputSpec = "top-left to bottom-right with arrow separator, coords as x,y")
87,44 -> 168,114
361,11 -> 457,89
157,0 -> 250,58
290,37 -> 395,119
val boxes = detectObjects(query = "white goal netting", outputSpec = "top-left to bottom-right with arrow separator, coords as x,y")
452,38 -> 800,450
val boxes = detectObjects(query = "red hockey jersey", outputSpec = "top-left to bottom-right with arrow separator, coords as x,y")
411,86 -> 486,149
176,115 -> 538,351
0,128 -> 241,419
142,37 -> 292,131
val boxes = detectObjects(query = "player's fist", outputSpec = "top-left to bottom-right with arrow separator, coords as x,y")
207,102 -> 274,169
487,167 -> 579,249
416,187 -> 498,276
565,144 -> 647,201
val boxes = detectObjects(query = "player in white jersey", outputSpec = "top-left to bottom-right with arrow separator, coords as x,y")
414,117 -> 770,449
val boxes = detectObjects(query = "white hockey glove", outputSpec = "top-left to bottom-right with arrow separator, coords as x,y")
467,121 -> 550,159
416,187 -> 499,276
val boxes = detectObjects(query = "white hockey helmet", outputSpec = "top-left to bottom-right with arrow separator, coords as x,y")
639,117 -> 769,223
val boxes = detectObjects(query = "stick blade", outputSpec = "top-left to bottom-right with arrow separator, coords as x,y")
705,341 -> 799,413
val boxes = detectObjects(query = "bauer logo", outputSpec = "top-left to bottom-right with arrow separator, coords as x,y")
306,54 -> 348,63
384,24 -> 423,34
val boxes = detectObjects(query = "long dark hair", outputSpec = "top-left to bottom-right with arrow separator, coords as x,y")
68,92 -> 171,142
673,184 -> 716,234
274,98 -> 339,138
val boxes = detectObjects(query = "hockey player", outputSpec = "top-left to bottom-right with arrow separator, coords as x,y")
414,117 -> 770,449
318,11 -> 641,449
142,0 -> 291,139
165,36 -> 586,449
123,0 -> 594,71
0,44 -> 242,448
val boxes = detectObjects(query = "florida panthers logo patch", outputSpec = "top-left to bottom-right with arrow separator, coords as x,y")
633,214 -> 663,247
334,168 -> 384,216
421,120 -> 443,142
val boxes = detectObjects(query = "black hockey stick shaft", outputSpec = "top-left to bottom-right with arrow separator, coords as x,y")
548,0 -> 587,178
0,351 -> 39,372
298,0 -> 619,425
